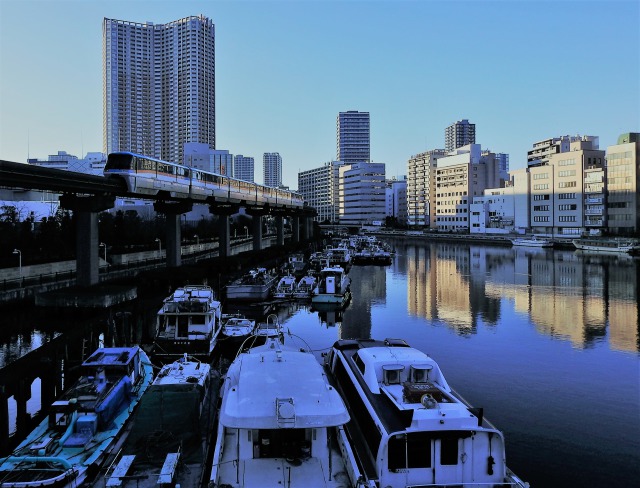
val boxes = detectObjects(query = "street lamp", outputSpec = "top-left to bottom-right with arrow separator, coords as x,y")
12,249 -> 21,277
193,234 -> 199,245
99,242 -> 107,263
155,238 -> 162,254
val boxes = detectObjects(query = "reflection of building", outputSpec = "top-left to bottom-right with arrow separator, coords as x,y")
339,266 -> 386,339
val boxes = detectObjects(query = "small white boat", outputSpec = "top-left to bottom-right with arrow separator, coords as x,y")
94,354 -> 215,488
510,235 -> 554,248
154,285 -> 223,359
221,315 -> 256,342
209,335 -> 369,488
0,347 -> 153,488
293,275 -> 317,299
273,274 -> 297,299
311,265 -> 351,307
324,338 -> 529,488
572,238 -> 640,254
239,314 -> 284,351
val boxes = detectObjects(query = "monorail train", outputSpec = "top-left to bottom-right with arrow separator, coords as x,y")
104,151 -> 304,209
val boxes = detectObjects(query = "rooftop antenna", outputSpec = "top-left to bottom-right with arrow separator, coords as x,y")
27,129 -> 30,161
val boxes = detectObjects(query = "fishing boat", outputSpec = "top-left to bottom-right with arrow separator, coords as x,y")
0,347 -> 153,488
94,354 -> 216,488
510,235 -> 554,248
572,237 -> 640,254
293,275 -> 317,299
273,274 -> 297,299
209,335 -> 371,488
311,265 -> 351,307
324,338 -> 530,488
154,285 -> 223,359
225,268 -> 278,302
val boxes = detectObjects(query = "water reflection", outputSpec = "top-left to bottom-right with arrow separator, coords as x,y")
398,239 -> 638,352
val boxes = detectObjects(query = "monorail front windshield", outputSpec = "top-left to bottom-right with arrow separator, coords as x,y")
105,153 -> 135,170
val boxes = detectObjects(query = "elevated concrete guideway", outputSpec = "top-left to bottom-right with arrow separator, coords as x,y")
1,160 -> 315,287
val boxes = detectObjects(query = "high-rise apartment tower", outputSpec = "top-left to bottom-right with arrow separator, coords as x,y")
445,119 -> 475,152
234,155 -> 255,182
263,153 -> 282,187
337,111 -> 370,163
103,15 -> 215,164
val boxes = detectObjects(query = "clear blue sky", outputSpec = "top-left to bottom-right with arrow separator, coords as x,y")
1,0 -> 638,189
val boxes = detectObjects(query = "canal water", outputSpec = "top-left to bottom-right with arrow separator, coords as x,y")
1,238 -> 639,488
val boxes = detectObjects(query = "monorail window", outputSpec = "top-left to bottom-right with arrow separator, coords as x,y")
105,153 -> 134,170
136,157 -> 155,172
157,162 -> 175,175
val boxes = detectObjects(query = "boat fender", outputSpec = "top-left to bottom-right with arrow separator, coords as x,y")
186,376 -> 199,383
487,432 -> 495,475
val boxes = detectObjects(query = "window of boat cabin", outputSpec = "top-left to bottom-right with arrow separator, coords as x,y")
353,352 -> 366,374
177,315 -> 189,338
388,432 -> 432,470
440,436 -> 458,465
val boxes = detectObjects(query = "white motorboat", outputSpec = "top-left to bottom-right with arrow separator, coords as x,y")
209,335 -> 371,488
0,347 -> 153,488
311,265 -> 351,307
238,314 -> 284,351
324,338 -> 530,488
154,285 -> 223,359
221,314 -> 257,343
510,235 -> 554,248
273,274 -> 297,299
94,354 -> 215,488
293,275 -> 317,299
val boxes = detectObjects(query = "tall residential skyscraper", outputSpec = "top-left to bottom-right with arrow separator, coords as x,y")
234,155 -> 255,182
263,153 -> 282,187
337,111 -> 370,163
103,15 -> 215,164
445,119 -> 475,152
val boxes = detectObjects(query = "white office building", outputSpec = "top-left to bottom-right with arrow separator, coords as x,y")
263,152 -> 282,187
386,177 -> 408,225
103,15 -> 216,164
298,162 -> 345,223
339,162 -> 386,226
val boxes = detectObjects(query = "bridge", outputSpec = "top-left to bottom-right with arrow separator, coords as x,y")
0,160 -> 315,287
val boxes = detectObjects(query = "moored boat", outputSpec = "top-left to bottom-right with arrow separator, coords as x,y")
225,268 -> 278,302
221,314 -> 257,342
272,274 -> 297,299
154,285 -> 223,359
311,265 -> 351,307
293,275 -> 317,299
93,354 -> 216,488
324,338 -> 529,488
0,346 -> 153,488
238,314 -> 284,351
572,237 -> 640,254
209,335 -> 370,488
510,235 -> 554,248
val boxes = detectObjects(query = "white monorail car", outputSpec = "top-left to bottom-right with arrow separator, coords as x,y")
104,152 -> 304,209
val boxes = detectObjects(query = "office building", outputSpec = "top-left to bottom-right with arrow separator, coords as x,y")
337,111 -> 370,163
406,149 -> 447,228
606,132 -> 640,235
103,15 -> 215,164
263,152 -> 282,187
234,155 -> 254,182
298,162 -> 345,222
445,119 -> 475,152
526,135 -> 599,167
339,162 -> 386,226
183,143 -> 232,175
28,151 -> 106,176
386,177 -> 408,225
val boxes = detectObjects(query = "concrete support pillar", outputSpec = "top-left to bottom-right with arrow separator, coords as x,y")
291,216 -> 300,243
15,379 -> 30,439
275,216 -> 284,246
218,214 -> 231,257
252,215 -> 262,251
165,213 -> 182,267
59,194 -> 115,287
154,201 -> 193,268
305,217 -> 313,240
